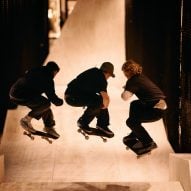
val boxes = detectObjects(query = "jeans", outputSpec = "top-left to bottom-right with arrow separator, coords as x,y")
10,95 -> 55,127
126,100 -> 165,145
65,89 -> 110,127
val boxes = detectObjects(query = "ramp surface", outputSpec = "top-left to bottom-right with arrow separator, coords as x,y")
0,0 -> 173,183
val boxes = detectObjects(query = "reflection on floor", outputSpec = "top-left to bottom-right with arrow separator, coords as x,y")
0,0 -> 176,189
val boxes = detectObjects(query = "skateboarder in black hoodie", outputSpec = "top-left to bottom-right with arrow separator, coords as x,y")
9,61 -> 63,138
121,59 -> 167,151
64,62 -> 115,138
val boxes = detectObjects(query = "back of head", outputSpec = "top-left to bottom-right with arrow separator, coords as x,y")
122,59 -> 142,76
46,61 -> 60,72
100,62 -> 115,77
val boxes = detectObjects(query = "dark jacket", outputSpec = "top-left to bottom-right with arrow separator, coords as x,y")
9,66 -> 63,106
66,67 -> 107,95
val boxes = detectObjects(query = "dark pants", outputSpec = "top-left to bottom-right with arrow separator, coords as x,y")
10,96 -> 55,127
65,88 -> 109,127
126,100 -> 165,145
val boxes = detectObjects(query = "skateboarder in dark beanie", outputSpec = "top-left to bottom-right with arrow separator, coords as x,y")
64,62 -> 115,138
9,61 -> 63,138
121,59 -> 167,151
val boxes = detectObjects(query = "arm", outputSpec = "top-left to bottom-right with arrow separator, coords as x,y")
46,80 -> 63,106
100,91 -> 110,109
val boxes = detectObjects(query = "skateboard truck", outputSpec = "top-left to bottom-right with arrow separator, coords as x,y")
136,150 -> 151,159
77,128 -> 107,142
23,131 -> 53,144
125,145 -> 152,159
78,129 -> 89,140
41,136 -> 53,144
23,131 -> 35,140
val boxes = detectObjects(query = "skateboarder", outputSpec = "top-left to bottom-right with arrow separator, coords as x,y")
121,59 -> 167,152
9,61 -> 63,138
64,62 -> 115,138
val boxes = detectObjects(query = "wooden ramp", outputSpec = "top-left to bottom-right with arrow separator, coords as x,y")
0,0 -> 175,188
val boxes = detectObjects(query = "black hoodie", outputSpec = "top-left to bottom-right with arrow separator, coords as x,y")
9,65 -> 63,106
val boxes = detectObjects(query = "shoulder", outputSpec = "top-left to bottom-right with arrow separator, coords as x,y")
83,67 -> 102,76
87,67 -> 99,73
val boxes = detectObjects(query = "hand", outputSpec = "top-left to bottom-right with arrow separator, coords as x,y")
100,91 -> 110,108
54,98 -> 64,106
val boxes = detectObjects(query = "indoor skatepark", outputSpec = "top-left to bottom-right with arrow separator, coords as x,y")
0,0 -> 189,190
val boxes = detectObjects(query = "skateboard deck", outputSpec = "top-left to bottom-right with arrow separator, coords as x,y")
77,127 -> 109,142
23,130 -> 58,144
123,137 -> 151,158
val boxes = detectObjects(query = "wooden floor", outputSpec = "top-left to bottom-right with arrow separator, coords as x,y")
0,0 -> 175,185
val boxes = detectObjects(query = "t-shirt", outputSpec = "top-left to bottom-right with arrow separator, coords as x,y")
125,74 -> 166,102
67,67 -> 107,94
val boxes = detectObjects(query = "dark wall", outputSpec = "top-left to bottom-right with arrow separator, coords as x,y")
125,0 -> 181,151
0,0 -> 49,134
180,0 -> 191,152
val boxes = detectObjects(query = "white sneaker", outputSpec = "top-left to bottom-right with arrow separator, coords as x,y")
20,117 -> 36,133
43,127 -> 60,138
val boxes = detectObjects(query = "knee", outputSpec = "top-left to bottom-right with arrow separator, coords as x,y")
90,107 -> 100,116
41,101 -> 51,111
65,96 -> 78,106
126,118 -> 132,127
64,96 -> 72,105
126,118 -> 137,129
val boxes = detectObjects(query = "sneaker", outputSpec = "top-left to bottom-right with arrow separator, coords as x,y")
123,132 -> 137,142
143,141 -> 158,151
43,127 -> 60,138
96,125 -> 114,138
133,140 -> 157,150
20,117 -> 36,133
77,118 -> 93,134
132,140 -> 144,150
133,141 -> 158,155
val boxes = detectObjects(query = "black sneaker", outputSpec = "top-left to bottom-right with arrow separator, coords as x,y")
96,125 -> 114,138
20,117 -> 36,133
77,118 -> 93,134
123,132 -> 137,142
143,141 -> 158,151
134,141 -> 158,155
43,127 -> 60,138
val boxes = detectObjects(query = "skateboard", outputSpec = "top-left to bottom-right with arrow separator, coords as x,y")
123,137 -> 151,159
77,127 -> 109,142
23,130 -> 58,144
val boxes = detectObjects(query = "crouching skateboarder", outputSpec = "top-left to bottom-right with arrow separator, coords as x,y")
121,59 -> 167,155
9,61 -> 63,138
64,62 -> 115,138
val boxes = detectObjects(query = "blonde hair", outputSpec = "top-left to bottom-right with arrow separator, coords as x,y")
122,59 -> 142,76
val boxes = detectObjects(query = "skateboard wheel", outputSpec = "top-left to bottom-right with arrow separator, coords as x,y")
77,129 -> 81,133
85,136 -> 89,140
31,136 -> 35,140
100,136 -> 107,142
